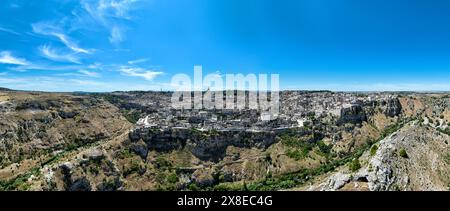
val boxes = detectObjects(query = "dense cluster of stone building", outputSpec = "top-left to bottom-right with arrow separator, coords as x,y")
134,91 -> 401,132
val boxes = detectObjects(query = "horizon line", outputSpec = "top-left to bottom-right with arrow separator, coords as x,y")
2,86 -> 450,94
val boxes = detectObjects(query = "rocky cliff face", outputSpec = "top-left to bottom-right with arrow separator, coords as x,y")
310,122 -> 450,191
385,98 -> 402,117
336,98 -> 402,126
0,91 -> 131,184
338,104 -> 367,125
129,127 -> 281,161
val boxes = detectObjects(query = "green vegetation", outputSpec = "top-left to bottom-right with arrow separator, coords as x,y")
123,110 -> 141,123
188,183 -> 200,191
0,167 -> 40,191
281,133 -> 316,160
437,127 -> 450,136
316,140 -> 332,155
167,172 -> 179,184
155,171 -> 179,191
349,159 -> 361,172
154,156 -> 172,170
210,140 -> 373,191
399,148 -> 409,158
283,136 -> 333,161
280,133 -> 315,148
370,145 -> 378,157
123,159 -> 143,177
368,163 -> 373,172
286,149 -> 308,160
100,94 -> 123,104
89,166 -> 100,175
118,149 -> 135,159
188,128 -> 220,140
208,121 -> 406,191
381,122 -> 404,139
100,178 -> 118,191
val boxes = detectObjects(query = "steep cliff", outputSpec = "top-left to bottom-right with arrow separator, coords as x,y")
308,122 -> 450,191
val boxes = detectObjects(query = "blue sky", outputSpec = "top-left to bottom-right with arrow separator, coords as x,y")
1,0 -> 450,91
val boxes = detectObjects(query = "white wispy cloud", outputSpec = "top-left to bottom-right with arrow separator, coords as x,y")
54,33 -> 92,54
0,76 -> 107,92
0,51 -> 29,65
88,63 -> 103,69
69,79 -> 107,86
0,75 -> 175,92
53,70 -> 100,78
83,0 -> 138,21
32,22 -> 93,54
128,58 -> 149,65
0,77 -> 25,84
78,69 -> 100,77
39,45 -> 81,64
109,26 -> 124,44
10,63 -> 84,72
0,26 -> 20,36
79,0 -> 141,44
119,66 -> 163,81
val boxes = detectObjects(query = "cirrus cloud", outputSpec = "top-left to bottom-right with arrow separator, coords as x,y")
39,45 -> 81,64
78,0 -> 142,44
119,66 -> 163,81
0,51 -> 29,65
32,22 -> 94,54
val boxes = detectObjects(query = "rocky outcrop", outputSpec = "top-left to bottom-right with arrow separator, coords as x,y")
50,150 -> 124,191
0,93 -> 131,167
192,168 -> 217,188
313,122 -> 450,191
67,177 -> 92,191
129,128 -> 280,161
384,98 -> 402,117
338,104 -> 367,125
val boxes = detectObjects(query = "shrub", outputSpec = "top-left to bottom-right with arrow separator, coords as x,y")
286,149 -> 308,160
123,111 -> 140,123
123,159 -> 142,177
399,149 -> 408,158
370,145 -> 378,157
349,159 -> 361,172
167,172 -> 178,184
188,183 -> 200,191
317,140 -> 332,155
155,156 -> 171,169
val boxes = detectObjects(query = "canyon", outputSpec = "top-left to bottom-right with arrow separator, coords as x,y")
1,89 -> 449,191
